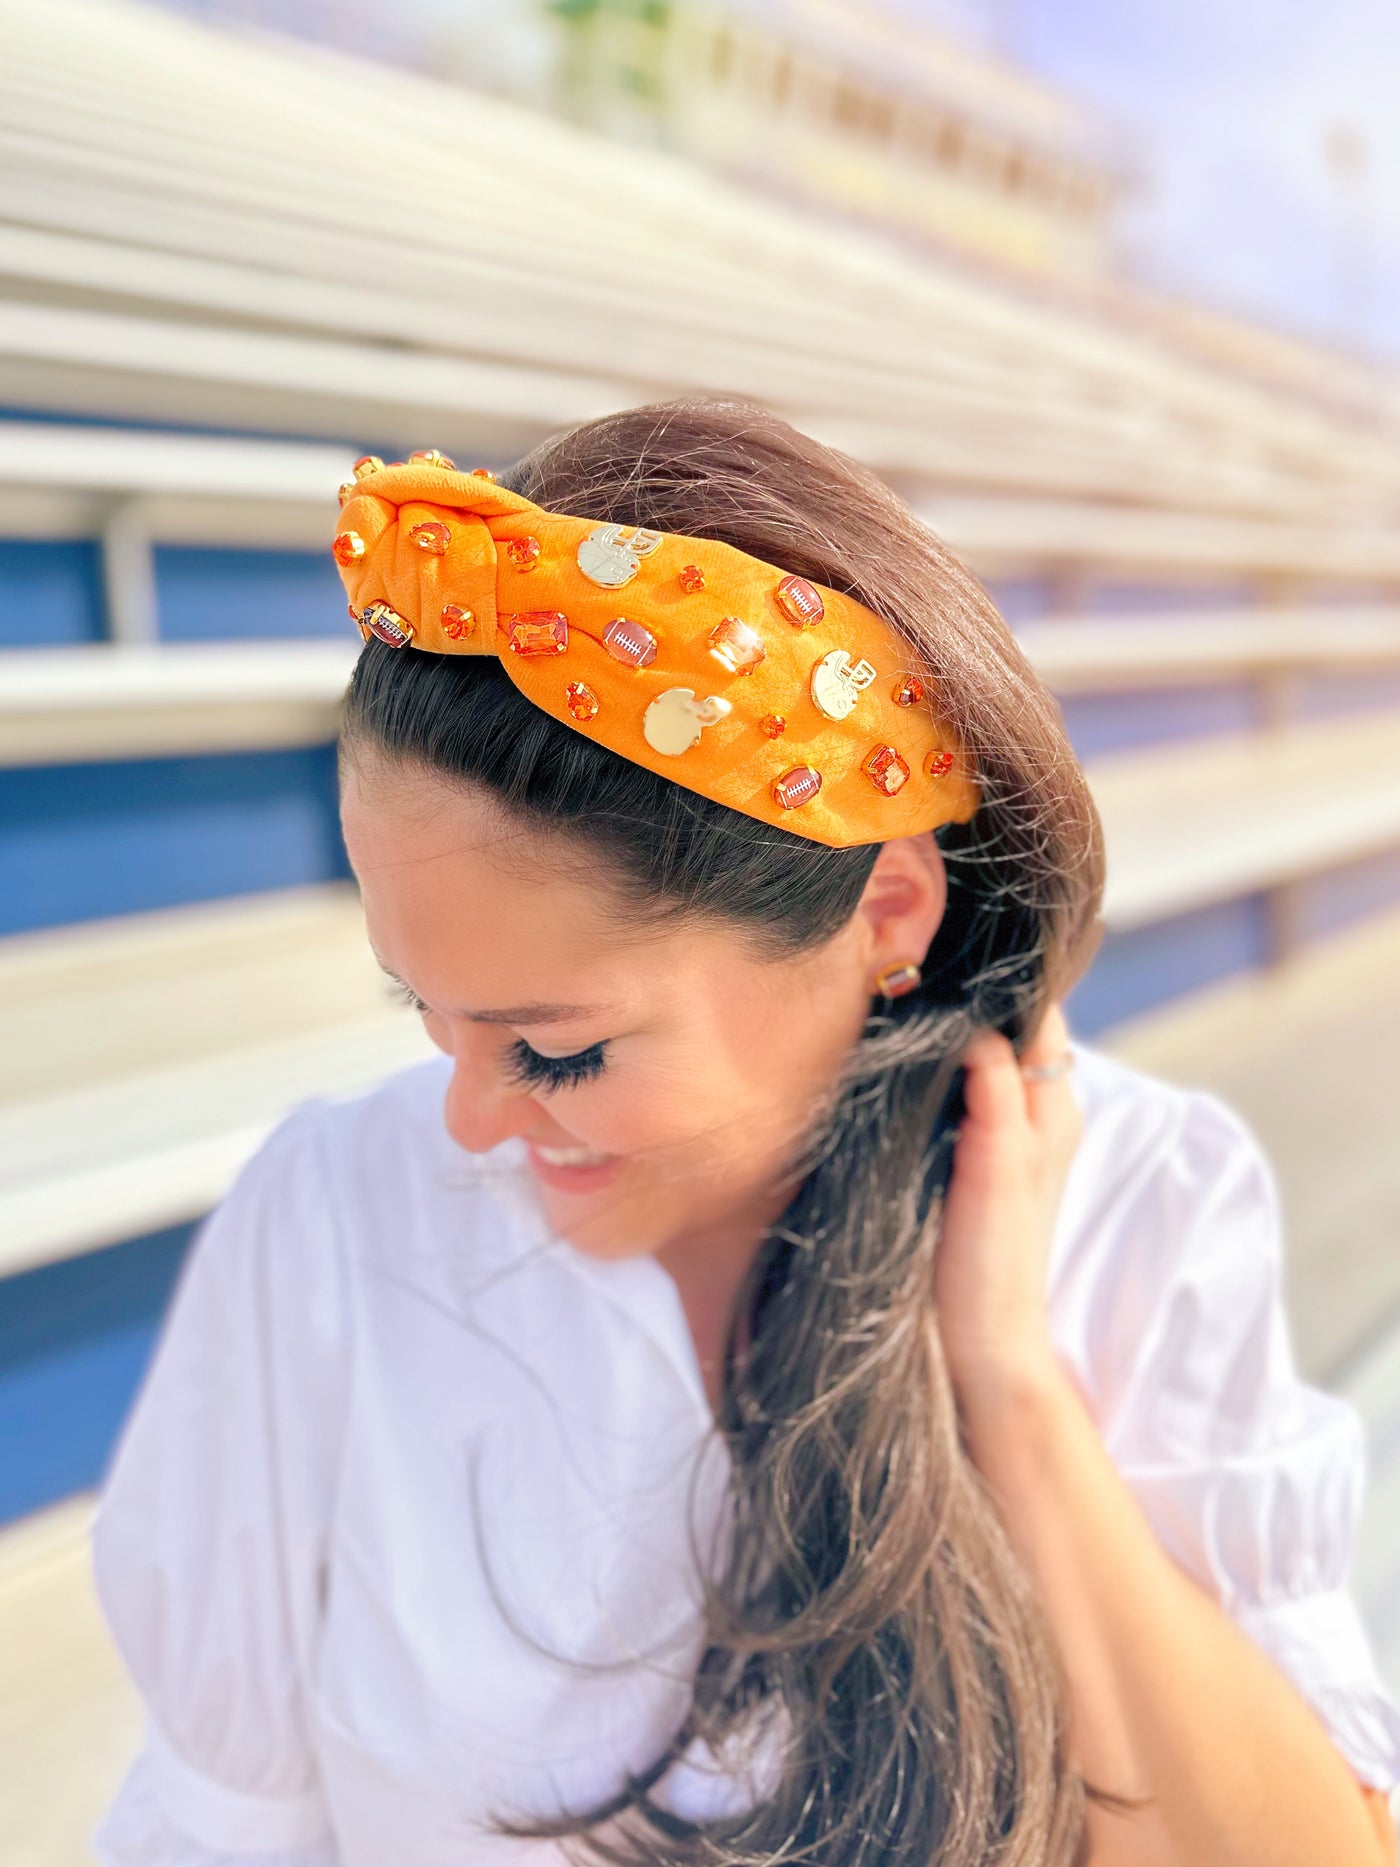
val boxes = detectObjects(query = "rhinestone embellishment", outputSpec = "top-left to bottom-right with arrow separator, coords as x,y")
678,564 -> 706,593
358,602 -> 414,648
506,536 -> 541,572
565,681 -> 600,723
708,617 -> 766,675
352,455 -> 384,479
440,604 -> 474,640
409,449 -> 456,469
810,648 -> 877,721
862,744 -> 911,795
642,688 -> 732,756
926,749 -> 955,778
577,523 -> 664,589
410,520 -> 451,555
760,714 -> 787,738
775,575 -> 824,626
893,675 -> 926,707
332,531 -> 366,565
504,612 -> 568,656
773,766 -> 822,810
602,616 -> 658,668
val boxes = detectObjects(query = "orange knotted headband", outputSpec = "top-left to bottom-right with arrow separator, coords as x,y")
331,451 -> 981,849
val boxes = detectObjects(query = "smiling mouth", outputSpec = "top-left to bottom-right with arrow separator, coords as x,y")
530,1141 -> 616,1168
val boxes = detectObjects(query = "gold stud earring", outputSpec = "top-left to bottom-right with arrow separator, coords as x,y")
872,960 -> 922,998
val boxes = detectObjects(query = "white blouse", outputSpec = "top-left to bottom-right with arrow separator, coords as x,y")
89,1038 -> 1400,1865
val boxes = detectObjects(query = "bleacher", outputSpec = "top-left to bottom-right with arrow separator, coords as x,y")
2,1 -> 1400,1858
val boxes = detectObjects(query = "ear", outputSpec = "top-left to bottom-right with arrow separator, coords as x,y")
851,833 -> 948,977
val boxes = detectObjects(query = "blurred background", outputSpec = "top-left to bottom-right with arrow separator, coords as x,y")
2,0 -> 1399,1858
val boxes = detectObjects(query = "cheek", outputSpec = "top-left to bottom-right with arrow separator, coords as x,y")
561,1069 -> 719,1155
580,1041 -> 818,1167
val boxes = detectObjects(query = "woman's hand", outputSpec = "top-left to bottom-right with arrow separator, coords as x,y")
931,1001 -> 1084,1420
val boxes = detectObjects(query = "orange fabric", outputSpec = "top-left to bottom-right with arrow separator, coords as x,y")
332,456 -> 981,849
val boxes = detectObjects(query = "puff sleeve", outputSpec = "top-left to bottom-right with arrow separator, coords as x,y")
88,1105 -> 347,1865
1091,1085 -> 1400,1806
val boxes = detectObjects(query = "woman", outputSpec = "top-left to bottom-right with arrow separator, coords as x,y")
91,398 -> 1400,1866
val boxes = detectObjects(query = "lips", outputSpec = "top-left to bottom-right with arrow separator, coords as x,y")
525,1140 -> 625,1194
531,1141 -> 613,1168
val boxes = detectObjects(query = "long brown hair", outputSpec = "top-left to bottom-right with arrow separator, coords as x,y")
340,396 -> 1127,1865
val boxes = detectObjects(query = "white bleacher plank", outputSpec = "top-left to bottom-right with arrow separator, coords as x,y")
1093,711 -> 1400,930
1013,611 -> 1400,688
918,493 -> 1400,581
0,416 -> 351,500
0,296 -> 629,457
0,641 -> 356,764
0,884 -> 392,1103
0,1019 -> 436,1279
0,883 -> 438,1274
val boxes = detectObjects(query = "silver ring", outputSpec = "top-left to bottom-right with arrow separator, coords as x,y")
1020,1048 -> 1075,1082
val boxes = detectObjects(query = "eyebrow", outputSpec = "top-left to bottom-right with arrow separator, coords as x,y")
373,954 -> 611,1025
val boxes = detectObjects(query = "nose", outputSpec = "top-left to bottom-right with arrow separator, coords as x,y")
437,1025 -> 538,1155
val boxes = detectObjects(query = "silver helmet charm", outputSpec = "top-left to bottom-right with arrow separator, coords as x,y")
576,523 -> 665,589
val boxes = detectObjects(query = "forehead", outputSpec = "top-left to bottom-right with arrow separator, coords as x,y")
338,760 -> 676,997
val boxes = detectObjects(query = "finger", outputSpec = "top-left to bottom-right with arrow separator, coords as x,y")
1018,1003 -> 1082,1134
1020,998 -> 1072,1063
960,1026 -> 1032,1135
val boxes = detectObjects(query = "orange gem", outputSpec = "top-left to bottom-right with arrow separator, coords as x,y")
678,564 -> 705,593
565,681 -> 600,723
506,536 -> 541,572
504,611 -> 568,656
708,617 -> 765,675
773,766 -> 822,810
332,530 -> 365,565
410,520 -> 451,555
603,616 -> 657,668
874,961 -> 922,998
352,455 -> 384,479
470,467 -> 495,480
925,749 -> 955,778
760,713 -> 786,738
409,449 -> 456,469
440,604 -> 474,640
337,479 -> 357,503
774,575 -> 824,626
863,744 -> 910,796
893,675 -> 926,707
358,602 -> 414,648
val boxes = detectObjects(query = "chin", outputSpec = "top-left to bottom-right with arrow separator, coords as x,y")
529,1180 -> 669,1262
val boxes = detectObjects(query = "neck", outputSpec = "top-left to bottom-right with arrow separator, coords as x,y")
652,1185 -> 792,1414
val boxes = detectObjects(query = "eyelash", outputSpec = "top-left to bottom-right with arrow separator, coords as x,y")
388,980 -> 610,1093
501,1038 -> 610,1094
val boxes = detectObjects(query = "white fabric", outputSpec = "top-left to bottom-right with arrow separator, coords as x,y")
89,1040 -> 1400,1865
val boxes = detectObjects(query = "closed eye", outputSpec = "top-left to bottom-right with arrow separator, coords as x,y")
502,1037 -> 609,1094
388,979 -> 431,1014
388,980 -> 608,1092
